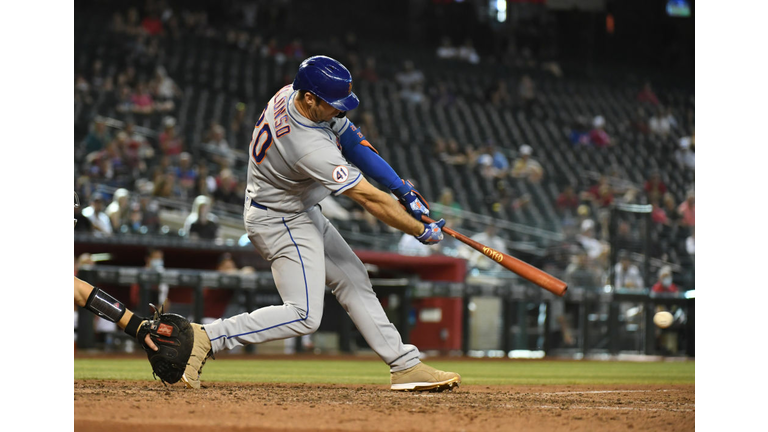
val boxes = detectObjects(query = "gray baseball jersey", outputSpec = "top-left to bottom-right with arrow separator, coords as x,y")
243,85 -> 362,213
203,85 -> 421,372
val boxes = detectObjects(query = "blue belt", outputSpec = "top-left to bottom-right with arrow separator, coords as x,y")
250,199 -> 268,210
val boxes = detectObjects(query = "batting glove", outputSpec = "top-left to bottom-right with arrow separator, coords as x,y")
416,219 -> 446,245
393,179 -> 430,222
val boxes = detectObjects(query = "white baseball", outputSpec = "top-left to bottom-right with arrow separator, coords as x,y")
653,311 -> 674,329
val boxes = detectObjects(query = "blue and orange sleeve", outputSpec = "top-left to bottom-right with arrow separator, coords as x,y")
339,121 -> 403,192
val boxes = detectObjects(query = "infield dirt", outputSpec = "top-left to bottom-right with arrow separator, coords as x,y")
74,380 -> 694,431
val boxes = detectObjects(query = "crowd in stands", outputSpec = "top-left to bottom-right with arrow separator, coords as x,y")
75,0 -> 694,293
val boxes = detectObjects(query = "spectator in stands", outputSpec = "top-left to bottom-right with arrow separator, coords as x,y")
637,81 -> 660,105
152,66 -> 182,112
569,115 -> 591,145
621,187 -> 640,205
582,176 -> 614,208
556,185 -> 580,217
397,232 -> 433,257
131,82 -> 154,115
518,75 -> 536,112
486,79 -> 512,108
138,195 -> 160,233
438,138 -> 469,166
141,11 -> 163,36
649,107 -> 673,137
589,115 -> 612,147
204,123 -> 237,168
463,225 -> 508,270
686,227 -> 695,256
358,57 -> 379,83
213,168 -> 242,206
360,110 -> 380,141
174,152 -> 198,199
74,196 -> 93,233
105,188 -> 131,231
457,38 -> 480,64
477,144 -> 509,179
122,201 -> 145,234
662,193 -> 681,226
152,173 -> 178,198
195,162 -> 217,196
82,193 -> 113,237
115,85 -> 135,114
489,143 -> 510,173
651,266 -> 679,294
128,248 -> 169,309
75,74 -> 93,106
395,60 -> 426,104
432,81 -> 456,108
124,122 -> 153,169
436,36 -> 458,60
564,250 -> 603,289
87,152 -> 114,182
675,136 -> 695,170
317,196 -> 352,222
159,116 -> 183,158
510,144 -> 544,183
614,250 -> 644,290
644,170 -> 667,203
184,195 -> 219,240
650,198 -> 668,225
678,190 -> 695,227
81,117 -> 112,156
629,107 -> 650,135
615,219 -> 642,252
283,38 -> 305,60
577,219 -> 609,263
431,187 -> 464,228
230,102 -> 250,146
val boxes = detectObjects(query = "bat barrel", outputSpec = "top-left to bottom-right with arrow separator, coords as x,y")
424,216 -> 568,297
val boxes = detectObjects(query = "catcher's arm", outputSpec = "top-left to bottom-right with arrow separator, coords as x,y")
75,276 -> 158,351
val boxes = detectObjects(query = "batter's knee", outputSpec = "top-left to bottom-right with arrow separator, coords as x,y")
298,312 -> 322,335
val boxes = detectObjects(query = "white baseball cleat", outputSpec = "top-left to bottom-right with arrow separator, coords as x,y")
390,362 -> 461,392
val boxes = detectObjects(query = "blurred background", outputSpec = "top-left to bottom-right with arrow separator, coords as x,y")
74,0 -> 694,360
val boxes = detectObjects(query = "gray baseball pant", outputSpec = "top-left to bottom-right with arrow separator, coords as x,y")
203,204 -> 421,372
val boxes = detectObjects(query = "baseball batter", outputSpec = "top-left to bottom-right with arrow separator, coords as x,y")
182,56 -> 460,392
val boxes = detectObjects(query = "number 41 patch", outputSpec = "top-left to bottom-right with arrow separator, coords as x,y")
332,166 -> 349,183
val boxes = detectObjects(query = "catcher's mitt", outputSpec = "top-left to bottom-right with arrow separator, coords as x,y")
137,305 -> 194,385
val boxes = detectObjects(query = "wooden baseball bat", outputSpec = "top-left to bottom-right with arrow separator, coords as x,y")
423,216 -> 568,297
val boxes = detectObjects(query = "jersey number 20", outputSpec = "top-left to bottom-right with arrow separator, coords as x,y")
250,110 -> 273,165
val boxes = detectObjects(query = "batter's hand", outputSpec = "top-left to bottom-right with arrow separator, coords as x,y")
393,179 -> 430,222
416,219 -> 446,245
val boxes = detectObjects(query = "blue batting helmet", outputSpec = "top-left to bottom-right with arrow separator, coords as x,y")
293,56 -> 359,111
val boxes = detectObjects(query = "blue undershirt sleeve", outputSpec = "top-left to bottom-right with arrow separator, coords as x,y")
338,121 -> 404,192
